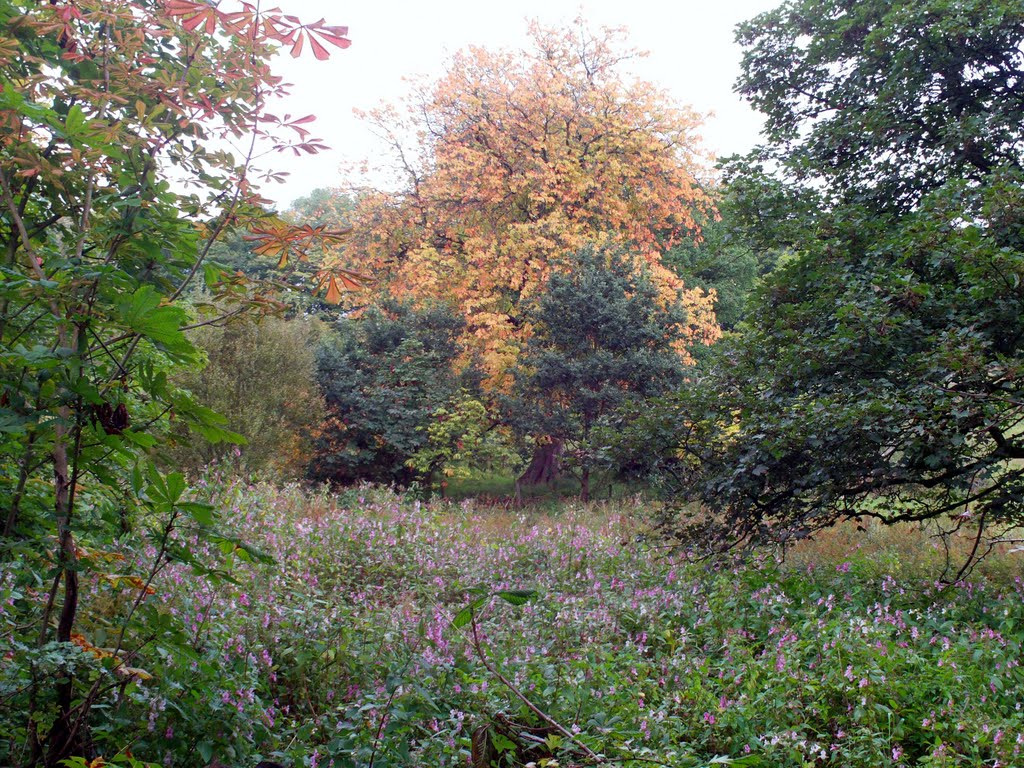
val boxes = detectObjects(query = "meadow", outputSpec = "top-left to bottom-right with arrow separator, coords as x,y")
14,473 -> 1020,768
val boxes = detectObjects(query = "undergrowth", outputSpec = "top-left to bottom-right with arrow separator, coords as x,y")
2,475 -> 1023,767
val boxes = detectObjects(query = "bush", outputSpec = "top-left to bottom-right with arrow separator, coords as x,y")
75,480 -> 1024,767
309,299 -> 482,486
170,315 -> 326,478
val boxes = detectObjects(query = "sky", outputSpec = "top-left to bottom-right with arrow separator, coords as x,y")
262,0 -> 782,208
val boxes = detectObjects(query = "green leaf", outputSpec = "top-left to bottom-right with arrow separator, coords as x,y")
0,410 -> 31,435
146,464 -> 169,503
495,589 -> 537,606
64,104 -> 86,136
164,472 -> 186,505
208,535 -> 273,565
178,502 -> 215,526
130,463 -> 145,496
451,596 -> 488,630
191,421 -> 246,445
709,755 -> 762,766
122,429 -> 159,448
197,742 -> 213,763
116,286 -> 192,354
491,734 -> 517,754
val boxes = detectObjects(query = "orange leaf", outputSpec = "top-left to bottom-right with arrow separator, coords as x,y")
164,0 -> 219,35
315,267 -> 373,303
244,220 -> 352,267
71,632 -> 115,660
323,275 -> 342,304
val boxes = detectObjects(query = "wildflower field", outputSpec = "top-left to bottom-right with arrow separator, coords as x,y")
3,477 -> 1023,768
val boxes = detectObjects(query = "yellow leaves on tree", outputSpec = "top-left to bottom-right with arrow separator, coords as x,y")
349,20 -> 720,389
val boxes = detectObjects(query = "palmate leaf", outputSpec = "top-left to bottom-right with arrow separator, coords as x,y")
163,4 -> 350,60
163,0 -> 220,34
314,266 -> 374,304
279,18 -> 352,60
116,285 -> 192,354
242,219 -> 351,266
241,218 -> 371,302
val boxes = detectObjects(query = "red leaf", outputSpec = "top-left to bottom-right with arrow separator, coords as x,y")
313,27 -> 352,49
308,34 -> 330,61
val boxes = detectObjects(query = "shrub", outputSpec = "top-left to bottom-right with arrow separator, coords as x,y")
309,299 -> 482,486
170,315 -> 326,478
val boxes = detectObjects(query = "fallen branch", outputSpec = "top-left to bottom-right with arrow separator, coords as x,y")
467,606 -> 604,764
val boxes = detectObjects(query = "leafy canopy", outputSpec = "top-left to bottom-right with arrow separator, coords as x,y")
310,300 -> 482,487
506,245 -> 690,500
737,0 -> 1024,213
647,0 -> 1024,563
348,19 -> 719,389
0,0 -> 349,763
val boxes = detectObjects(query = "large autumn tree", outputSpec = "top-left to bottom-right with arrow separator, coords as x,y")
347,20 -> 720,392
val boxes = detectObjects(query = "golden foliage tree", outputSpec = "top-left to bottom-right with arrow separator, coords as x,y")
348,20 -> 720,390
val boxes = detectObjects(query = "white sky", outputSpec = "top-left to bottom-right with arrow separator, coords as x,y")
262,0 -> 781,208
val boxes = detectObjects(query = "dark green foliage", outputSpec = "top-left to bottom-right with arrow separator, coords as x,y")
737,0 -> 1024,213
665,192 -> 779,334
650,187 -> 1024,551
309,299 -> 480,486
505,245 -> 689,499
645,0 -> 1024,559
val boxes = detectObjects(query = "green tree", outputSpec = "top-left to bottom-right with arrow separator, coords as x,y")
652,0 -> 1024,569
287,186 -> 357,228
506,245 -> 689,501
736,0 -> 1024,214
0,0 -> 349,763
309,300 -> 481,486
406,393 -> 521,494
664,188 -> 780,336
170,315 -> 326,478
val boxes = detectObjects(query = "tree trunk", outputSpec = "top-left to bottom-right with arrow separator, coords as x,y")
45,433 -> 84,767
580,466 -> 590,503
46,321 -> 86,767
518,438 -> 563,486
